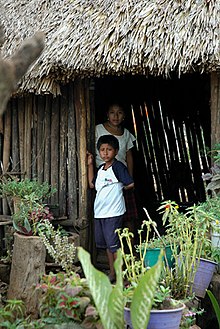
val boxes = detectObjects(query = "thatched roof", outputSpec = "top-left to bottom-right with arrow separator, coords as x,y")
0,0 -> 220,95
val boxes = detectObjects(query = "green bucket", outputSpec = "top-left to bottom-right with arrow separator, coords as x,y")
144,245 -> 174,268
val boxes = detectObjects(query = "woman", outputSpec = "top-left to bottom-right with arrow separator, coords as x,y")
96,103 -> 135,175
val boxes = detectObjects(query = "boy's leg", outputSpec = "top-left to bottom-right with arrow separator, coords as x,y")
106,249 -> 117,282
103,215 -> 123,283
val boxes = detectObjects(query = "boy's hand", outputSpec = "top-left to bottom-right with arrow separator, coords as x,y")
87,151 -> 94,166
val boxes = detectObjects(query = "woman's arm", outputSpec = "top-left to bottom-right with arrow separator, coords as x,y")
126,149 -> 134,177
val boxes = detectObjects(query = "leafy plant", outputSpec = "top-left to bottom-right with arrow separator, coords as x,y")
0,178 -> 57,236
116,217 -> 158,286
158,200 -> 213,299
0,177 -> 56,202
12,202 -> 54,236
37,219 -> 76,273
0,299 -> 26,328
78,247 -> 163,329
36,271 -> 101,328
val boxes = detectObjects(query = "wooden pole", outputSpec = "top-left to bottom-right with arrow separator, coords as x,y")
74,79 -> 89,249
210,72 -> 220,149
59,87 -> 68,217
67,82 -> 78,224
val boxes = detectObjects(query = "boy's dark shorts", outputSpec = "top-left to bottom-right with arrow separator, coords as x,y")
94,215 -> 123,253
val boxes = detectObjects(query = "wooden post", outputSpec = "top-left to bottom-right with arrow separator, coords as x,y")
59,87 -> 68,217
7,233 -> 46,319
74,79 -> 89,250
210,72 -> 220,149
67,82 -> 78,224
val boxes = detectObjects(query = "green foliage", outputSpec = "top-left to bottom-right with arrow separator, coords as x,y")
116,218 -> 158,285
152,285 -> 171,309
0,178 -> 56,201
0,178 -> 57,236
12,203 -> 54,236
36,271 -> 101,328
78,247 -> 163,329
207,290 -> 220,328
129,254 -> 163,329
158,200 -> 213,299
38,220 -> 76,273
0,299 -> 26,328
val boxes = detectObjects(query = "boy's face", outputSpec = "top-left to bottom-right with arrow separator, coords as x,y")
99,143 -> 118,163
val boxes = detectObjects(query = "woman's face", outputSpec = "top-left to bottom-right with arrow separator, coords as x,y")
107,105 -> 125,126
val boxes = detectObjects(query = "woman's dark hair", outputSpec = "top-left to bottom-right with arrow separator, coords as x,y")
97,135 -> 119,151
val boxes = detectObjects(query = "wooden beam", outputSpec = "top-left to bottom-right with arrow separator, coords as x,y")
210,72 -> 220,149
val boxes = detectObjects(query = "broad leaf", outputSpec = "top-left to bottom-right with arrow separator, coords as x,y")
78,247 -> 118,329
207,290 -> 220,328
108,249 -> 124,329
130,252 -> 163,329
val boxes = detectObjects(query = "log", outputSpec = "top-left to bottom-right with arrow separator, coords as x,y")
7,232 -> 46,318
0,29 -> 45,115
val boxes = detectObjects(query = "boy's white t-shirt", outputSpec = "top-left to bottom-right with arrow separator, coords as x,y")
94,160 -> 133,218
95,124 -> 135,167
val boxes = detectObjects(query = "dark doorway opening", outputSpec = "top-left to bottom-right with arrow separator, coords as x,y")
94,74 -> 211,226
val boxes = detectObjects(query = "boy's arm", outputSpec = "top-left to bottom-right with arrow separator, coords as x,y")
124,182 -> 134,190
112,161 -> 134,190
87,152 -> 95,188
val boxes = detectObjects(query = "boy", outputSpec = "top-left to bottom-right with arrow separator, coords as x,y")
87,134 -> 134,283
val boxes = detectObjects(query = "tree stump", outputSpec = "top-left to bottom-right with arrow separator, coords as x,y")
7,232 -> 46,318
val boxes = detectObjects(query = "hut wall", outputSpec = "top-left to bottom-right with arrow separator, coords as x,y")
0,79 -> 94,249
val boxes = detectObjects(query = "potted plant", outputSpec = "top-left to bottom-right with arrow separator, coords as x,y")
78,247 -> 163,329
116,220 -> 185,329
0,177 -> 57,215
158,200 -> 217,299
1,178 -> 57,318
136,208 -> 175,269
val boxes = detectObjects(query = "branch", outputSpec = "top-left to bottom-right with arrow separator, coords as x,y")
0,30 -> 45,114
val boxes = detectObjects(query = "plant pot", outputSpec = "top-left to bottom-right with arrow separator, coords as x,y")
192,258 -> 217,298
144,245 -> 174,268
211,220 -> 220,248
124,303 -> 185,329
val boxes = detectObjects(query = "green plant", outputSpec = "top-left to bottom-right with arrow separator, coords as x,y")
12,202 -> 54,236
78,247 -> 163,329
180,304 -> 204,329
0,177 -> 56,202
116,218 -> 158,286
0,178 -> 57,236
36,271 -> 101,328
37,219 -> 76,273
158,200 -> 213,299
0,299 -> 26,328
143,235 -> 170,249
207,289 -> 220,328
152,284 -> 172,309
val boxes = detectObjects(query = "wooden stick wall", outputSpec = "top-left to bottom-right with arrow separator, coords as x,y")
0,79 -> 92,236
133,99 -> 209,204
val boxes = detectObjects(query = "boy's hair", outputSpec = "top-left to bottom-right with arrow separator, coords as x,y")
97,135 -> 119,151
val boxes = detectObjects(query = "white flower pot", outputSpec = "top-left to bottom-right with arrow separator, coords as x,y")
211,220 -> 220,248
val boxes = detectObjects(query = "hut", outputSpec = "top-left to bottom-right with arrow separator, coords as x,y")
0,0 -> 220,252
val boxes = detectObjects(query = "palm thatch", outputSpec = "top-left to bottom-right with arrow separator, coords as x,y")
0,0 -> 220,95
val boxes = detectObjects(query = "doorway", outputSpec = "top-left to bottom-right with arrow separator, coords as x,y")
94,73 -> 211,227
